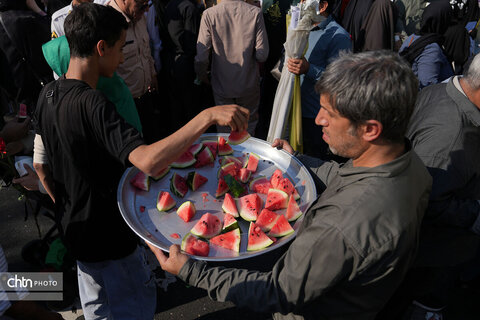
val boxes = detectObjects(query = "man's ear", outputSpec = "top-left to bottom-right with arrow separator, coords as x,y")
361,120 -> 383,142
319,1 -> 328,14
96,40 -> 106,57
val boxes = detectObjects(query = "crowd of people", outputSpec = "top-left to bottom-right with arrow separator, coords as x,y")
0,0 -> 480,319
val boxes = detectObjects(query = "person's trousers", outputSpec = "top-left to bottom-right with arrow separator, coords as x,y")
77,246 -> 156,320
213,90 -> 260,136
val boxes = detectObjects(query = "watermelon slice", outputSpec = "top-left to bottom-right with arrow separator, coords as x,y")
222,213 -> 239,232
186,171 -> 208,191
202,140 -> 218,159
194,146 -> 214,168
220,156 -> 243,168
181,233 -> 210,257
150,166 -> 170,181
228,130 -> 251,145
171,151 -> 196,168
215,178 -> 229,198
222,193 -> 239,217
191,213 -> 222,239
217,162 -> 238,179
276,178 -> 296,195
268,215 -> 294,237
209,228 -> 241,252
239,193 -> 262,221
170,173 -> 188,198
256,209 -> 280,232
238,168 -> 251,183
285,195 -> 303,221
177,201 -> 196,222
247,222 -> 273,251
245,153 -> 260,173
270,169 -> 283,189
218,136 -> 234,156
265,189 -> 289,210
224,174 -> 246,197
188,143 -> 203,156
156,191 -> 176,212
130,171 -> 150,191
249,176 -> 272,194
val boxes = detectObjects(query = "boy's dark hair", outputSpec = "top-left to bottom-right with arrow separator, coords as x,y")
64,3 -> 128,58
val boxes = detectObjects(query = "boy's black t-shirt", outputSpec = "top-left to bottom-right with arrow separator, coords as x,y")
34,78 -> 145,262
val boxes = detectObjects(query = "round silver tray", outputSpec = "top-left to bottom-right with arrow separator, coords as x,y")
117,133 -> 317,261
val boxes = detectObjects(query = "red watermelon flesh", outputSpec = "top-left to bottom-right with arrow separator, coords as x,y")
276,178 -> 297,196
181,233 -> 210,257
285,195 -> 303,221
186,171 -> 208,191
268,215 -> 294,237
170,173 -> 188,198
256,209 -> 280,232
247,222 -> 273,251
265,189 -> 289,210
130,171 -> 150,191
191,213 -> 222,238
203,141 -> 218,159
171,151 -> 196,168
194,146 -> 214,168
215,178 -> 229,198
209,228 -> 241,252
188,143 -> 203,156
228,130 -> 251,145
239,193 -> 262,221
218,136 -> 227,146
220,156 -> 243,168
217,162 -> 238,179
223,213 -> 239,232
218,136 -> 233,156
270,169 -> 283,189
245,153 -> 260,173
151,166 -> 170,181
238,168 -> 251,183
177,201 -> 196,222
222,193 -> 239,217
249,176 -> 272,194
156,191 -> 176,212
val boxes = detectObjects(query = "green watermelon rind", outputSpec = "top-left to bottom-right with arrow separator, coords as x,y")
156,191 -> 176,212
150,166 -> 170,181
170,173 -> 188,198
222,193 -> 239,217
130,171 -> 150,191
209,228 -> 241,252
191,213 -> 222,239
176,201 -> 196,222
186,171 -> 208,191
228,131 -> 251,145
247,222 -> 274,251
222,214 -> 239,232
171,152 -> 196,168
224,174 -> 246,198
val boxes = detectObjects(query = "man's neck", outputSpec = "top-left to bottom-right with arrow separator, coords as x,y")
65,57 -> 100,89
352,141 -> 405,168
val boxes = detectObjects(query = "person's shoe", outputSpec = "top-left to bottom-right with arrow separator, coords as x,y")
403,301 -> 444,320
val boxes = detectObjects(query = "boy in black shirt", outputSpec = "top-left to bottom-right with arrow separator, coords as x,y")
33,3 -> 248,318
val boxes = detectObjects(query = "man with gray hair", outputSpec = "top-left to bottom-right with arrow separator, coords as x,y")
388,53 -> 480,319
147,51 -> 432,320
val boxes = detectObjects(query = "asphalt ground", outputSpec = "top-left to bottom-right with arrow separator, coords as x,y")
1,185 -> 479,320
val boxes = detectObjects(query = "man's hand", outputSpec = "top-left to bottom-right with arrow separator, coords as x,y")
205,105 -> 249,132
12,164 -> 39,191
145,242 -> 189,276
287,58 -> 309,75
0,116 -> 31,143
272,138 -> 295,155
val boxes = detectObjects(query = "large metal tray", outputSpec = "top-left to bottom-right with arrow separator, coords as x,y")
117,133 -> 317,261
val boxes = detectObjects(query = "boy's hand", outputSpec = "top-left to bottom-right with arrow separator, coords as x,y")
145,242 -> 189,276
205,105 -> 249,132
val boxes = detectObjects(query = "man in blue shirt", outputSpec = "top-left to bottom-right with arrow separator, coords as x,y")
287,0 -> 351,159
